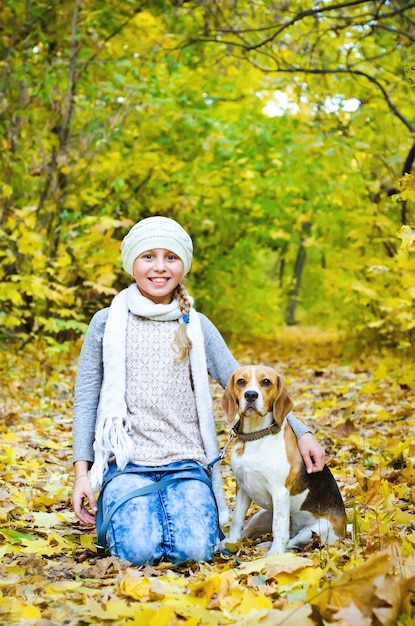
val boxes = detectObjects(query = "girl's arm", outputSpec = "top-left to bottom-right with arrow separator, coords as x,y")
72,309 -> 108,464
198,313 -> 239,387
72,308 -> 108,523
296,432 -> 325,472
72,460 -> 97,525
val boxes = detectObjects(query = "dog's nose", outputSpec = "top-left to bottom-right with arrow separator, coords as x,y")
244,390 -> 258,403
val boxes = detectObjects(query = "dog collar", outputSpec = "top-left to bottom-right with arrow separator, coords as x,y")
232,419 -> 281,442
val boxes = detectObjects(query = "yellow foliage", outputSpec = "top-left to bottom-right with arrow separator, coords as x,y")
132,606 -> 176,625
235,551 -> 314,576
86,597 -> 139,620
398,173 -> 415,202
261,604 -> 315,625
118,570 -> 167,601
191,571 -> 235,609
0,348 -> 414,625
397,225 -> 415,251
310,552 -> 394,617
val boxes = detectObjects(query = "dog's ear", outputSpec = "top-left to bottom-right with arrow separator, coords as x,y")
273,375 -> 294,426
221,379 -> 238,423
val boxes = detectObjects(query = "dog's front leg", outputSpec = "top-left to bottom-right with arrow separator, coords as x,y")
224,488 -> 252,545
269,487 -> 291,554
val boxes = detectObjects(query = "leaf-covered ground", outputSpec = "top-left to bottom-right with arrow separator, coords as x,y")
1,332 -> 414,626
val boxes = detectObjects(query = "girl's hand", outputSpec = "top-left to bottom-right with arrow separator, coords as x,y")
298,432 -> 325,473
72,475 -> 98,525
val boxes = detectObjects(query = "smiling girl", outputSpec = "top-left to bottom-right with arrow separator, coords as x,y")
71,216 -> 325,566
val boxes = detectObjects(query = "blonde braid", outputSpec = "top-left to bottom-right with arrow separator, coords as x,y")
172,284 -> 193,362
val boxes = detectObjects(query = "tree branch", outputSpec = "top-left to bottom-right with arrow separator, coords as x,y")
247,60 -> 415,135
193,0 -> 415,49
60,0 -> 79,146
243,0 -> 374,51
374,24 -> 415,43
77,6 -> 145,77
211,0 -> 370,39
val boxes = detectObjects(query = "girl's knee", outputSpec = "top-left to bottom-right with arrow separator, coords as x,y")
167,520 -> 218,563
167,538 -> 216,564
107,513 -> 163,565
109,532 -> 214,565
111,547 -> 158,566
109,534 -> 162,566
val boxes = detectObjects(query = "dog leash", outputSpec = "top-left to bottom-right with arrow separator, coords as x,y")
204,430 -> 236,470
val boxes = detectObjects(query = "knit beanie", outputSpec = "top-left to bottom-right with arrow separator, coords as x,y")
121,216 -> 193,277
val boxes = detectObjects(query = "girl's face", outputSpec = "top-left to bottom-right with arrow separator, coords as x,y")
133,249 -> 184,304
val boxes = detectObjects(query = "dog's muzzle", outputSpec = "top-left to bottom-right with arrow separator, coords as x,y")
244,390 -> 259,403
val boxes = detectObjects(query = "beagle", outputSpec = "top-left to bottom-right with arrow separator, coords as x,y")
221,365 -> 347,554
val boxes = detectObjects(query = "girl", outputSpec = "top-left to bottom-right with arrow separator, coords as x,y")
72,216 -> 325,566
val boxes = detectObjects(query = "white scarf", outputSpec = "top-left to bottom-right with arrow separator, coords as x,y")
90,283 -> 228,526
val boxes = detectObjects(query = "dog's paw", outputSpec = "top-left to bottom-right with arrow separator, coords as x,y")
217,539 -> 226,552
267,542 -> 289,555
218,536 -> 242,555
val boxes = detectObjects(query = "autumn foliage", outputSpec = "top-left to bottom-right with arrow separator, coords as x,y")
1,0 -> 414,352
1,337 -> 415,625
1,2 -> 415,624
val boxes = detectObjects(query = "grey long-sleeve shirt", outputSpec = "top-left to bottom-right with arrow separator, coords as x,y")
72,308 -> 309,464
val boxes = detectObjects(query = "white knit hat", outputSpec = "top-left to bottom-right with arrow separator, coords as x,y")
121,216 -> 193,277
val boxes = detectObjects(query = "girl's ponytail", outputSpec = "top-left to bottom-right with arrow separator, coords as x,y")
172,284 -> 192,362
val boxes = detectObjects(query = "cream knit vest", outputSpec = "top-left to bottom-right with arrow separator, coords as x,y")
126,314 -> 207,466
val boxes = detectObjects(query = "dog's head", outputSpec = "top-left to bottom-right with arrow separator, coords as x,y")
221,365 -> 294,427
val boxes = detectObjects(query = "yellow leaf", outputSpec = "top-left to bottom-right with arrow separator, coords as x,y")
18,532 -> 74,556
310,551 -> 396,620
0,509 -> 10,522
273,571 -> 305,586
1,447 -> 17,464
31,511 -> 65,528
393,509 -> 415,524
1,432 -> 17,442
86,597 -> 138,620
261,603 -> 314,625
18,537 -> 57,555
21,604 -> 42,619
43,438 -> 65,450
299,565 -> 326,586
118,570 -> 166,601
398,173 -> 415,201
218,583 -> 273,615
80,533 -> 96,549
396,225 -> 415,251
235,551 -> 313,576
178,618 -> 199,626
236,588 -> 273,613
0,545 -> 16,558
44,580 -> 84,593
350,280 -> 377,299
1,183 -> 13,198
9,488 -> 28,507
191,571 -> 235,609
162,602 -> 225,625
0,598 -> 42,620
132,606 -> 176,626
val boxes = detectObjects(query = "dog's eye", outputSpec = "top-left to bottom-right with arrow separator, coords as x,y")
236,378 -> 247,387
261,379 -> 272,387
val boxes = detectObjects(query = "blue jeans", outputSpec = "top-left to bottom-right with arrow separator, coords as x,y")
101,461 -> 219,566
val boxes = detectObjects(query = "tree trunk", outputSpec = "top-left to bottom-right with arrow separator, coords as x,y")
285,221 -> 311,326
